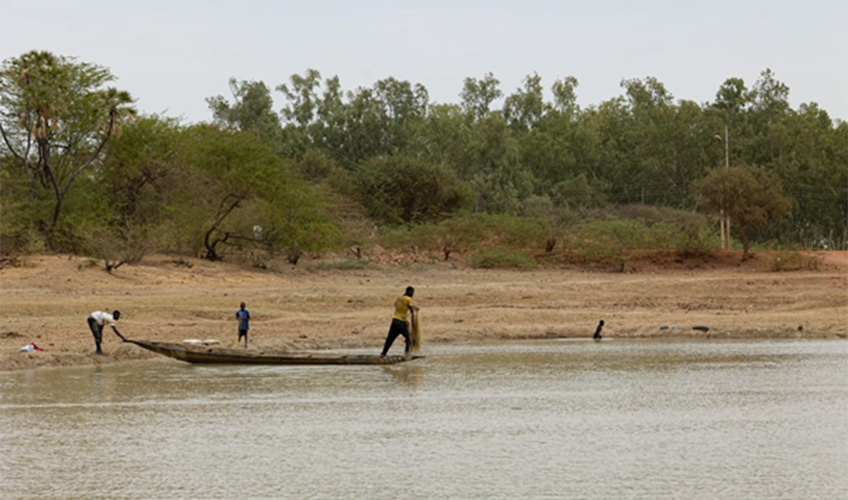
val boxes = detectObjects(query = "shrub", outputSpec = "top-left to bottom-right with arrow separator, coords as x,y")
768,251 -> 821,272
564,215 -> 715,269
296,148 -> 340,181
353,156 -> 473,224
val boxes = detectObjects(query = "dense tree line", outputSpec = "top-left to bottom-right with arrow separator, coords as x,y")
209,68 -> 845,249
2,50 -> 846,267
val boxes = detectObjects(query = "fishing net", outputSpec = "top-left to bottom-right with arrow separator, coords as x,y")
410,310 -> 422,353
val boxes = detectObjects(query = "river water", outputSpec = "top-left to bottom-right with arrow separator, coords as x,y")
1,340 -> 846,499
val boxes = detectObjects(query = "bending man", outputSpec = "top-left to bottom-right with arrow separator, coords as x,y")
87,310 -> 121,355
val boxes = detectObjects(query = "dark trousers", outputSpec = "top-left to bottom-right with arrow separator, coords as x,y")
88,317 -> 104,352
238,329 -> 248,347
381,319 -> 410,356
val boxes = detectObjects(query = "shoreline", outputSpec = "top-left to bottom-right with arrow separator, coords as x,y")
2,252 -> 846,372
6,333 -> 847,373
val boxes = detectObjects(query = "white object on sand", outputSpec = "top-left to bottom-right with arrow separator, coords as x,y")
183,339 -> 221,346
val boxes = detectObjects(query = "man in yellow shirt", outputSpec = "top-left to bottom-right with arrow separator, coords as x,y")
381,286 -> 416,357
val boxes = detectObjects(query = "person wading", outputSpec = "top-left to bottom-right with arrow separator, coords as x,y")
235,302 -> 250,348
87,310 -> 121,355
593,319 -> 604,341
381,286 -> 416,357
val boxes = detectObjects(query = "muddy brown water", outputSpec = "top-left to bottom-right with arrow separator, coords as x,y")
1,340 -> 846,499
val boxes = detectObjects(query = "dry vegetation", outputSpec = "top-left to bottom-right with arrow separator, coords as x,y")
1,251 -> 846,371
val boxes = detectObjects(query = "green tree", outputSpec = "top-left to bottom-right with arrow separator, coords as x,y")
206,78 -> 282,148
768,103 -> 848,248
551,76 -> 580,119
297,75 -> 430,166
277,68 -> 322,128
312,75 -> 348,160
276,69 -> 323,158
692,164 -> 791,257
0,50 -> 135,248
617,77 -> 679,206
373,76 -> 429,153
517,76 -> 603,199
177,125 -> 337,263
78,115 -> 184,268
341,86 -> 385,164
460,72 -> 502,120
503,73 -> 545,132
464,113 -> 531,214
412,103 -> 471,173
353,155 -> 472,224
748,69 -> 792,165
551,173 -> 608,209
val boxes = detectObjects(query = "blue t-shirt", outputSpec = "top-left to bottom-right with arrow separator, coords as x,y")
235,309 -> 250,331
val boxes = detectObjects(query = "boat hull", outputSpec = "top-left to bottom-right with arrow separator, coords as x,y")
129,340 -> 422,365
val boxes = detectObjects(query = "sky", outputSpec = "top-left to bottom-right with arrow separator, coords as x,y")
1,0 -> 846,123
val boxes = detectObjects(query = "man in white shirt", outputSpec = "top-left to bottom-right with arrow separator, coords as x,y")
87,310 -> 121,355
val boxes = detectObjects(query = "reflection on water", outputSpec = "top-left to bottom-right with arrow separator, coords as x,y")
381,365 -> 424,387
1,340 -> 846,499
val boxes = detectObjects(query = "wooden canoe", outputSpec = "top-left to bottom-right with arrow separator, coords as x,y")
128,339 -> 423,365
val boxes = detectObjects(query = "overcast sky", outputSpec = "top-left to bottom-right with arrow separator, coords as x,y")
1,0 -> 846,123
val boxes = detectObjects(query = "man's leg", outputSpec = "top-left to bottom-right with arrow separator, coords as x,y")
88,317 -> 103,354
96,324 -> 105,353
381,323 -> 400,357
401,323 -> 411,356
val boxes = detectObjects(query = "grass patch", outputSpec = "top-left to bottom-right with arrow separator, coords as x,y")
767,251 -> 822,272
469,246 -> 537,269
303,258 -> 375,272
378,213 -> 555,257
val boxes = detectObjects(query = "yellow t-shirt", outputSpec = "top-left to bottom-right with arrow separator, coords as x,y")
392,295 -> 414,322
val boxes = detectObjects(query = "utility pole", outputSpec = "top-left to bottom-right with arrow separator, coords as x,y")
724,126 -> 730,169
716,126 -> 731,251
723,125 -> 730,251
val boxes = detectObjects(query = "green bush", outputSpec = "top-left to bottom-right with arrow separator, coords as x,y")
0,161 -> 50,254
568,220 -> 646,269
521,194 -> 554,219
768,251 -> 821,272
296,148 -> 340,181
377,213 -> 554,257
562,215 -> 715,269
353,155 -> 473,224
0,201 -> 46,255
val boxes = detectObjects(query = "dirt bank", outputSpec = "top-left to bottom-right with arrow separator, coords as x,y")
1,252 -> 846,371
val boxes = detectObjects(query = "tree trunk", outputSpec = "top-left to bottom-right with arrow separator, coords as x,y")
739,225 -> 750,260
204,231 -> 229,261
287,252 -> 301,265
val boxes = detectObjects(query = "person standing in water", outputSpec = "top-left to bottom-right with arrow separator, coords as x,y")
593,319 -> 604,341
381,286 -> 416,357
87,310 -> 121,355
235,302 -> 250,348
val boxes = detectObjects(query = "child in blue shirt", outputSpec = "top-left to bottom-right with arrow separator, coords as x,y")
235,302 -> 250,348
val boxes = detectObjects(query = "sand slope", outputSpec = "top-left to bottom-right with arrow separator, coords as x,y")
1,252 -> 846,371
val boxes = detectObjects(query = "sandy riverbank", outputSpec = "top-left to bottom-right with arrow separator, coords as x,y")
1,252 -> 846,371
